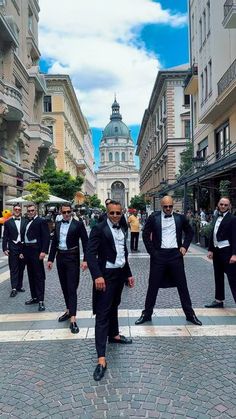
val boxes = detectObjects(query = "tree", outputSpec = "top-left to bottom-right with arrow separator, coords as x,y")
177,140 -> 194,178
85,194 -> 101,208
25,182 -> 50,205
42,163 -> 84,201
129,194 -> 147,212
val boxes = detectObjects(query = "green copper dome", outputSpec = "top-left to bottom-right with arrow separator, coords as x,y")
102,99 -> 131,139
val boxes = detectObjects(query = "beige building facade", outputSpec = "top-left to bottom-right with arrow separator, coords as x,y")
0,0 -> 52,212
96,100 -> 139,208
184,0 -> 236,209
136,67 -> 191,210
43,75 -> 95,195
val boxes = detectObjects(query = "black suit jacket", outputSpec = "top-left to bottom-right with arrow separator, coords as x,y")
87,219 -> 132,281
48,218 -> 88,262
208,212 -> 236,254
2,217 -> 28,251
25,216 -> 50,254
143,211 -> 194,257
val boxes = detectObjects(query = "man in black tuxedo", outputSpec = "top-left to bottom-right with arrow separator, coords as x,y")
2,204 -> 27,297
87,200 -> 135,381
24,204 -> 50,311
47,203 -> 88,334
205,197 -> 236,308
135,196 -> 202,326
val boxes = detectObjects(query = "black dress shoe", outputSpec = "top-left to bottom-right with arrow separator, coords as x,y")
38,302 -> 45,311
108,335 -> 132,344
186,314 -> 202,326
58,312 -> 71,322
93,363 -> 107,381
10,289 -> 17,297
205,300 -> 224,308
25,298 -> 38,305
135,314 -> 152,325
16,288 -> 25,292
70,322 -> 79,334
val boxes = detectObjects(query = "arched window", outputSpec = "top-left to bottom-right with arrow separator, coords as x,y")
101,152 -> 104,161
109,152 -> 113,162
121,152 -> 125,161
115,152 -> 119,162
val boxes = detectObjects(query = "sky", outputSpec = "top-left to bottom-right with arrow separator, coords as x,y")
39,0 -> 189,168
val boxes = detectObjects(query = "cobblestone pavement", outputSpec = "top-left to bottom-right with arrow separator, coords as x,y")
0,237 -> 236,418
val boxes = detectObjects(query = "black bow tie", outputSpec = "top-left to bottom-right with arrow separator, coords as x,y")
14,217 -> 21,221
164,214 -> 172,218
112,224 -> 120,229
218,212 -> 224,217
62,220 -> 69,224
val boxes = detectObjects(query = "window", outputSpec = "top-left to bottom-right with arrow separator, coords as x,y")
204,66 -> 208,100
114,126 -> 118,133
43,96 -> 52,112
48,125 -> 53,142
109,152 -> 113,162
215,122 -> 230,159
191,13 -> 194,39
200,73 -> 204,104
193,101 -> 197,127
184,95 -> 190,106
101,152 -> 104,162
184,120 -> 191,139
207,1 -> 210,34
208,60 -> 212,94
199,18 -> 202,47
198,137 -> 208,159
115,152 -> 119,162
28,7 -> 33,32
203,10 -> 206,42
121,152 -> 125,162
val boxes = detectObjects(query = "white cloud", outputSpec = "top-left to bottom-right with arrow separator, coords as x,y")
39,0 -> 187,127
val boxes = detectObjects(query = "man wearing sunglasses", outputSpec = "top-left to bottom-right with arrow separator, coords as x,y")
24,204 -> 50,311
205,197 -> 236,308
87,200 -> 135,381
135,195 -> 202,326
47,203 -> 88,334
2,204 -> 28,297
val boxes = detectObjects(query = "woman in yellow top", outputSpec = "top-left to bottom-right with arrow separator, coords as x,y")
128,210 -> 140,252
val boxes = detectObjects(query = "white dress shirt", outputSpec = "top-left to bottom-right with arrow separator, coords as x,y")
12,218 -> 21,244
213,211 -> 230,248
25,215 -> 38,244
161,212 -> 178,249
106,218 -> 125,269
58,219 -> 72,250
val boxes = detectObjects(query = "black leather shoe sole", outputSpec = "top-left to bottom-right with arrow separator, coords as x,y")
70,322 -> 79,334
108,335 -> 132,344
58,313 -> 71,322
38,304 -> 45,312
10,290 -> 17,297
205,301 -> 224,308
25,299 -> 38,305
186,316 -> 202,326
135,315 -> 152,325
93,363 -> 107,381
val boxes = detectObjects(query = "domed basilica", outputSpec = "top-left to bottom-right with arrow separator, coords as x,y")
96,99 -> 140,208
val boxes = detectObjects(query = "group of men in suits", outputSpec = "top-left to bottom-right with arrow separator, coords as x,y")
2,195 -> 236,382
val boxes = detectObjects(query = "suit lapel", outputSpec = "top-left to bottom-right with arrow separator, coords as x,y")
103,223 -> 116,253
66,218 -> 77,247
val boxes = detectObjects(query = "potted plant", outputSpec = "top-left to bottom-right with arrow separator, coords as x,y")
199,223 -> 213,248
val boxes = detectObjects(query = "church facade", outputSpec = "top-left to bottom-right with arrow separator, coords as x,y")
96,100 -> 139,208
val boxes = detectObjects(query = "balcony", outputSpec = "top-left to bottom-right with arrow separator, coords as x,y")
28,67 -> 47,94
223,0 -> 236,28
75,159 -> 86,170
27,34 -> 40,62
27,124 -> 53,148
0,78 -> 23,121
199,59 -> 236,124
0,13 -> 18,46
184,65 -> 198,95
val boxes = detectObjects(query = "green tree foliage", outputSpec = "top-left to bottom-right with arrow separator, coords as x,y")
177,140 -> 194,178
129,194 -> 147,212
42,161 -> 84,201
85,194 -> 101,208
219,180 -> 231,198
25,182 -> 50,204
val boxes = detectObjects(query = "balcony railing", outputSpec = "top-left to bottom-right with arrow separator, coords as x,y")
218,58 -> 236,96
224,0 -> 236,17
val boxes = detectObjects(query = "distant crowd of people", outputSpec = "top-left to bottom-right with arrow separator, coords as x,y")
2,195 -> 236,381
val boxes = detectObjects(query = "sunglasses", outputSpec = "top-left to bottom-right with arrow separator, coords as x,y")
163,205 -> 173,209
62,210 -> 71,214
219,203 -> 229,207
28,209 -> 35,213
14,208 -> 21,211
109,211 -> 121,215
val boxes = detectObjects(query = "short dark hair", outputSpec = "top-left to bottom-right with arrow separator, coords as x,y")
13,203 -> 21,209
60,203 -> 72,210
105,198 -> 112,206
106,200 -> 121,207
26,203 -> 36,209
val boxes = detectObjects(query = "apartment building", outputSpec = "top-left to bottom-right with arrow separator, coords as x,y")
184,0 -> 236,208
136,66 -> 191,210
0,0 -> 52,211
43,74 -> 95,194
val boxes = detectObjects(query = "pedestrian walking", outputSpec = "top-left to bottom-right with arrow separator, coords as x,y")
205,197 -> 236,308
87,200 -> 134,381
2,204 -> 28,297
24,204 -> 50,311
128,209 -> 140,252
47,203 -> 88,333
135,195 -> 202,326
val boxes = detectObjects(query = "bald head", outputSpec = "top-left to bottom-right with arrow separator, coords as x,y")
161,196 -> 174,215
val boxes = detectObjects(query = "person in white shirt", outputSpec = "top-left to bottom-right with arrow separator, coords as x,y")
205,197 -> 236,308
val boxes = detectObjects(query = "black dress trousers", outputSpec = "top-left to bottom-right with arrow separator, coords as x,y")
8,242 -> 25,290
24,245 -> 46,301
213,247 -> 236,303
56,251 -> 80,316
